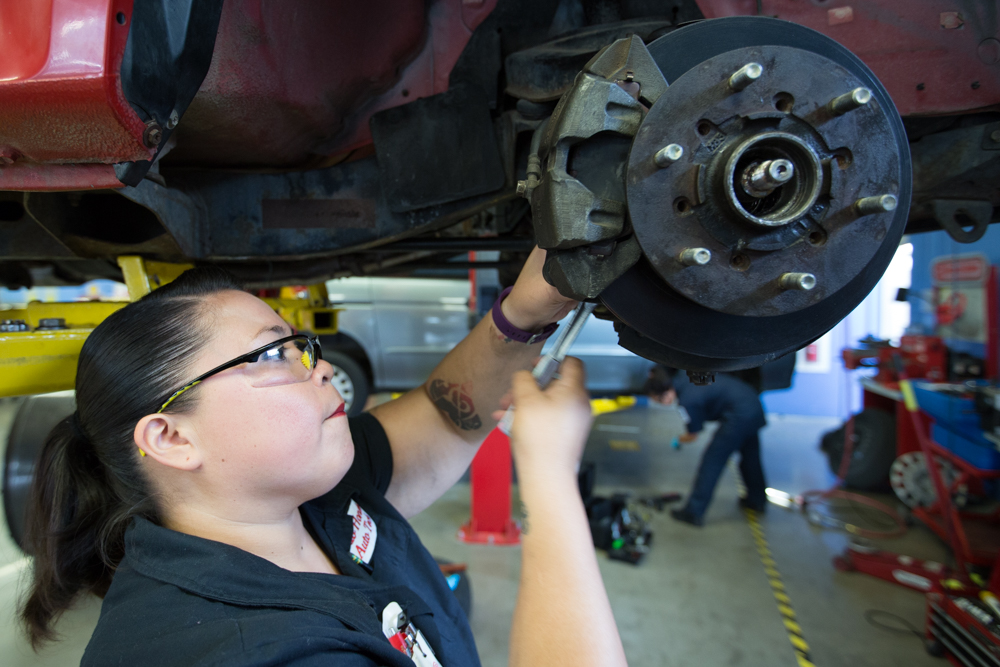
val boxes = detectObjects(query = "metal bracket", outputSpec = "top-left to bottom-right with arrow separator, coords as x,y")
118,256 -> 195,300
542,236 -> 642,302
584,34 -> 669,107
930,199 -> 993,244
260,284 -> 340,336
530,36 -> 666,299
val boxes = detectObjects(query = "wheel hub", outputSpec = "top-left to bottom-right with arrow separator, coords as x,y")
527,17 -> 911,374
627,43 -> 901,318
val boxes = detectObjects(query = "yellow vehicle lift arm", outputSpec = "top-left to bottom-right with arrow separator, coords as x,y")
0,257 -> 338,398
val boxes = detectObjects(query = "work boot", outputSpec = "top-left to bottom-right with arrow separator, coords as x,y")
669,507 -> 704,527
738,497 -> 767,514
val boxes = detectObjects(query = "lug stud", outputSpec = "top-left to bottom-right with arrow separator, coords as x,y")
679,248 -> 712,266
728,63 -> 763,92
855,194 -> 897,215
780,273 -> 817,291
654,144 -> 684,167
828,87 -> 872,115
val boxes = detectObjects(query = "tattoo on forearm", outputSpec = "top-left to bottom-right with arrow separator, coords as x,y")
496,331 -> 515,344
428,379 -> 483,431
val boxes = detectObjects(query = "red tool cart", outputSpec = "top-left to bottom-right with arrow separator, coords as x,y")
835,375 -> 1000,665
834,256 -> 1000,665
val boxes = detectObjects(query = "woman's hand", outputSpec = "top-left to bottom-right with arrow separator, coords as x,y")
504,356 -> 628,667
501,246 -> 578,332
495,357 -> 592,485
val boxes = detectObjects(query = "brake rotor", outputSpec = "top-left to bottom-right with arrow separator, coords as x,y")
890,451 -> 965,509
528,17 -> 911,376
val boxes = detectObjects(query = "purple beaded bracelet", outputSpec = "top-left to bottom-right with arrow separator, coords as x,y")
491,286 -> 559,344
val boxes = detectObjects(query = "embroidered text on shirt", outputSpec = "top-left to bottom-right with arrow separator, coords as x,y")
347,499 -> 378,567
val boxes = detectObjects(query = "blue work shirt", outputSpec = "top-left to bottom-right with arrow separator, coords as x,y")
82,414 -> 480,666
674,372 -> 767,434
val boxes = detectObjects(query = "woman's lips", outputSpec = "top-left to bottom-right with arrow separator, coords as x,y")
327,403 -> 346,420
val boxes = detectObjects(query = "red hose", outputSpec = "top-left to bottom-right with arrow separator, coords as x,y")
799,414 -> 909,539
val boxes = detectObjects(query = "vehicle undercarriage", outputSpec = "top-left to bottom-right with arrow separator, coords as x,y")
0,0 -> 997,374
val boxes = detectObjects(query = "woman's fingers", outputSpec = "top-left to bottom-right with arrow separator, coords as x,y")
511,369 -> 542,405
550,356 -> 585,391
494,390 -> 513,410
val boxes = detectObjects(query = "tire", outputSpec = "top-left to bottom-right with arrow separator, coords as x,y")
4,393 -> 75,552
324,350 -> 369,417
820,408 -> 897,491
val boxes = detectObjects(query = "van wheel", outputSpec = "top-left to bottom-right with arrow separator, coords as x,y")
325,351 -> 369,416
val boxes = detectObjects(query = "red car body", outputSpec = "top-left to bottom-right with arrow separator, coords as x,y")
0,0 -> 995,190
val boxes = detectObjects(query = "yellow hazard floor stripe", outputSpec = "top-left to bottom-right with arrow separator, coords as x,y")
729,462 -> 815,667
743,506 -> 816,667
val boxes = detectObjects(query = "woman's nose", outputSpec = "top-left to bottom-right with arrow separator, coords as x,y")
314,358 -> 335,388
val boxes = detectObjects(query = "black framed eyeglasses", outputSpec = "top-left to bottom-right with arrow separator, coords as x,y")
156,334 -> 322,413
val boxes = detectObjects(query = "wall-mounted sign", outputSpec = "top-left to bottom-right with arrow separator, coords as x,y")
931,253 -> 988,284
931,253 -> 990,343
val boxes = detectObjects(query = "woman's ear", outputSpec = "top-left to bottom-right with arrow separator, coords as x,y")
133,414 -> 202,471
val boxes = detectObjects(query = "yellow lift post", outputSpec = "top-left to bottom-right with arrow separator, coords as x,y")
0,257 -> 339,398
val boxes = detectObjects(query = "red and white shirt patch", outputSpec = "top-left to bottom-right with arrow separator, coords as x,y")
347,499 -> 377,566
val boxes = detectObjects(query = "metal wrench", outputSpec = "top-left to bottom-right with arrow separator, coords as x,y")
497,301 -> 598,435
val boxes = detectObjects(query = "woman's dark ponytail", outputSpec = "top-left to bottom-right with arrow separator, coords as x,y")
20,267 -> 242,649
22,415 -> 124,647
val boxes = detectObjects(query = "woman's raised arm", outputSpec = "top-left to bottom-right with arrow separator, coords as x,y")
371,246 -> 576,518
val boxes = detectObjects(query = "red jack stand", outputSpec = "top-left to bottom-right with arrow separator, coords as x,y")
457,428 -> 521,545
834,541 -> 953,592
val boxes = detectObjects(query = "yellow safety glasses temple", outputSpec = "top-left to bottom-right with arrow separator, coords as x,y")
154,334 -> 322,414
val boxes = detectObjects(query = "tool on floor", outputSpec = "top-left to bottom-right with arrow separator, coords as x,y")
578,463 -> 653,565
637,492 -> 682,511
498,300 -> 598,435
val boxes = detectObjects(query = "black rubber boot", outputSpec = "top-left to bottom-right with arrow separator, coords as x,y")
669,507 -> 705,527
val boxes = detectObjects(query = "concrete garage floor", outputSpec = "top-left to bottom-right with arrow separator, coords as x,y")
0,397 -> 949,666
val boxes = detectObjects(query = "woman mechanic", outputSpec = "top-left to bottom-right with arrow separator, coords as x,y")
21,248 -> 628,666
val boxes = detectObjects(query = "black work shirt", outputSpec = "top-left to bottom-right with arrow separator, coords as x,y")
674,373 -> 767,434
82,414 -> 481,666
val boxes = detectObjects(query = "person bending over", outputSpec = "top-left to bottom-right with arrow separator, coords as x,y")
22,248 -> 628,667
645,366 -> 767,527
